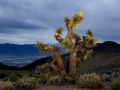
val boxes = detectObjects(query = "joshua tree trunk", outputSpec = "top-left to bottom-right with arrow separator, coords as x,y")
64,27 -> 73,42
69,50 -> 76,78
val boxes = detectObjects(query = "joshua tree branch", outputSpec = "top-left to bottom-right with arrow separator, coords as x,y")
35,63 -> 50,73
45,45 -> 66,75
35,62 -> 59,74
82,35 -> 90,44
64,26 -> 73,42
54,33 -> 63,43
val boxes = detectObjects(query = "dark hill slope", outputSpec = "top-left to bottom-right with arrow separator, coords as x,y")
77,41 -> 120,75
77,52 -> 120,75
0,63 -> 18,70
93,41 -> 120,52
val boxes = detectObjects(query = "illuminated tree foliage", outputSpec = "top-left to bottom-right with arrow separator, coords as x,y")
36,9 -> 98,81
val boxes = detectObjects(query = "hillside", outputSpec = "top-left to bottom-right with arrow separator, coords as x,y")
77,41 -> 120,75
93,41 -> 120,52
77,52 -> 120,75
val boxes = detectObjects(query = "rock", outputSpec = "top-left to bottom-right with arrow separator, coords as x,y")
102,73 -> 111,81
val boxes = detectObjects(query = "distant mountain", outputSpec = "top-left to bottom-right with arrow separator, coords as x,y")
0,62 -> 18,70
1,41 -> 119,56
93,41 -> 120,52
0,43 -> 67,56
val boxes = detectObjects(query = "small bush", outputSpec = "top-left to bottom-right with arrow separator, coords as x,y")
3,74 -> 19,82
47,75 -> 64,85
110,77 -> 120,90
0,80 -> 14,90
37,73 -> 47,84
37,73 -> 60,84
15,77 -> 36,90
76,73 -> 104,89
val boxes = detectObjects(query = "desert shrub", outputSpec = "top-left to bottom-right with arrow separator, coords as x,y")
0,80 -> 14,90
29,72 -> 40,78
15,77 -> 36,90
76,73 -> 104,89
0,71 -> 8,78
27,72 -> 37,77
3,74 -> 19,82
110,77 -> 120,90
37,73 -> 59,84
47,75 -> 64,85
22,72 -> 37,78
37,73 -> 47,84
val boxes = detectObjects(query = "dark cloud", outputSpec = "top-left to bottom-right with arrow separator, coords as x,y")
0,17 -> 46,30
0,0 -> 120,44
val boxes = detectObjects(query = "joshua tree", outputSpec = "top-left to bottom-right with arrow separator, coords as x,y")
35,9 -> 98,81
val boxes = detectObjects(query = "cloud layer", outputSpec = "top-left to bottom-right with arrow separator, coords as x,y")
0,0 -> 120,44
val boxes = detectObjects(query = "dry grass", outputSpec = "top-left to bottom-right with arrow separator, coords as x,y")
0,81 -> 14,90
47,76 -> 64,85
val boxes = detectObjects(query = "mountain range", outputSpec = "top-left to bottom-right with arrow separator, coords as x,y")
0,41 -> 120,71
0,43 -> 67,56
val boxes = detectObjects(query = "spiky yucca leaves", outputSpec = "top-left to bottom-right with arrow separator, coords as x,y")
64,17 -> 70,24
82,50 -> 93,60
72,9 -> 84,28
87,38 -> 98,48
36,41 -> 49,53
80,51 -> 87,60
64,17 -> 73,29
55,27 -> 63,35
86,29 -> 93,37
79,9 -> 84,16
61,40 -> 74,51
64,10 -> 84,29
72,33 -> 81,42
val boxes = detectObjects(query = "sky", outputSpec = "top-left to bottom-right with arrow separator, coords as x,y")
0,0 -> 120,44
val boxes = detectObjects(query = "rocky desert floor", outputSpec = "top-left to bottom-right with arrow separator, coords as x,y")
33,82 -> 111,90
